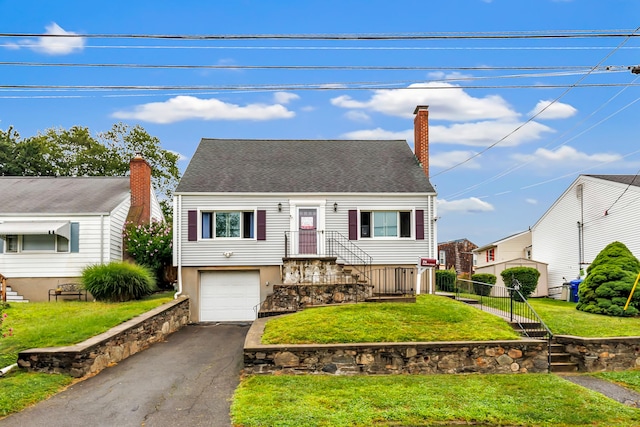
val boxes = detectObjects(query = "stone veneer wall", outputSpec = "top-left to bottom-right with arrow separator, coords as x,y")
556,335 -> 640,372
18,297 -> 189,378
244,317 -> 549,375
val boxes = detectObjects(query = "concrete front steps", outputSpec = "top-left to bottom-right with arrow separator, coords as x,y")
4,286 -> 28,303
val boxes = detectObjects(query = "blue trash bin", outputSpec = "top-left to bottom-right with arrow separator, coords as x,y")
570,279 -> 583,302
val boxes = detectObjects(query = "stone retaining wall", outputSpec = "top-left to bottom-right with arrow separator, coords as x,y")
18,297 -> 189,378
556,335 -> 640,372
244,317 -> 549,375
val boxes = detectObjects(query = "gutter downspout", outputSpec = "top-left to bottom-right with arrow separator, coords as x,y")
174,195 -> 183,299
100,214 -> 104,264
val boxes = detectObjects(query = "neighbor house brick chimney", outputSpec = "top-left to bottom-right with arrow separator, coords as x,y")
127,154 -> 152,225
414,105 -> 429,178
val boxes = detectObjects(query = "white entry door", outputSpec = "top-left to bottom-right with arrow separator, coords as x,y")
200,271 -> 260,322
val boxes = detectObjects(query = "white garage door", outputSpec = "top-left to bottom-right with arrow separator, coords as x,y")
200,271 -> 261,322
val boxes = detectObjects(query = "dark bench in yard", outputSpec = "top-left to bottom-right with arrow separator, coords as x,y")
48,283 -> 87,301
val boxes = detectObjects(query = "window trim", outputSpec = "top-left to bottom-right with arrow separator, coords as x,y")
359,209 -> 414,239
3,234 -> 71,254
200,209 -> 257,240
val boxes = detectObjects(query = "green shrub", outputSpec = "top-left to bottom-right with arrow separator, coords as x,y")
577,241 -> 640,317
500,267 -> 540,301
436,269 -> 457,292
82,261 -> 157,302
471,273 -> 497,296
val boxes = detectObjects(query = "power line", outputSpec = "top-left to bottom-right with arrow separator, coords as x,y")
431,26 -> 640,179
1,29 -> 639,40
0,61 -> 627,72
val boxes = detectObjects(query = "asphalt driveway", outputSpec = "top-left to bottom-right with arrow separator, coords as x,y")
0,323 -> 250,427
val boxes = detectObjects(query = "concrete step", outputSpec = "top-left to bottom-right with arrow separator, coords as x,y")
550,352 -> 572,363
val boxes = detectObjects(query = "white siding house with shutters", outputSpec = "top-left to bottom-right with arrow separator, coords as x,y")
173,106 -> 438,322
0,157 -> 163,302
532,174 -> 640,298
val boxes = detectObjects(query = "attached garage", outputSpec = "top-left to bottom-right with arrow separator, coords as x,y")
199,271 -> 261,322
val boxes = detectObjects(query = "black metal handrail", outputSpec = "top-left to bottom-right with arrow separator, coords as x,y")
452,278 -> 553,341
284,230 -> 372,285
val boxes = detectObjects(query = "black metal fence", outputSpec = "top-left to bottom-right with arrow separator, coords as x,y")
452,278 -> 553,340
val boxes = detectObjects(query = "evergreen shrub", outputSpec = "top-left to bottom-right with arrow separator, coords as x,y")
436,269 -> 457,292
471,273 -> 497,296
577,241 -> 640,317
500,267 -> 540,301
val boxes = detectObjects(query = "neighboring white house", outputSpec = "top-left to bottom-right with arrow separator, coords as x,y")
473,230 -> 549,297
173,106 -> 438,322
0,156 -> 163,301
532,174 -> 640,298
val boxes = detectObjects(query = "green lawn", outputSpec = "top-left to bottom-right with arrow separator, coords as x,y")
528,298 -> 640,337
0,292 -> 173,418
0,292 -> 173,367
262,294 -> 520,344
232,374 -> 640,427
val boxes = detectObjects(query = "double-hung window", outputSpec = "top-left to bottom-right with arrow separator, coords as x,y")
360,211 -> 411,238
202,211 -> 254,239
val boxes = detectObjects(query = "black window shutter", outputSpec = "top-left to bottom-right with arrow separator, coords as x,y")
188,210 -> 197,241
348,210 -> 358,240
257,210 -> 266,241
415,210 -> 425,240
70,222 -> 80,252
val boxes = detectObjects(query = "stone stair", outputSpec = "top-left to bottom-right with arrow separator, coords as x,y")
3,286 -> 28,303
549,338 -> 578,373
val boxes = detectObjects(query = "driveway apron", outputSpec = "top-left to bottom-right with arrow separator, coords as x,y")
0,323 -> 250,427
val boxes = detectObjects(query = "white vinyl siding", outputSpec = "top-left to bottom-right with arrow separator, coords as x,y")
176,193 -> 436,267
0,214 -> 114,278
109,198 -> 130,262
533,176 -> 640,292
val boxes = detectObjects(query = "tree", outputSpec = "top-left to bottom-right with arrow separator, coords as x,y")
577,241 -> 640,317
0,123 -> 180,217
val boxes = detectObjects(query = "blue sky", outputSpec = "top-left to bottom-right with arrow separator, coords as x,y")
2,0 -> 640,246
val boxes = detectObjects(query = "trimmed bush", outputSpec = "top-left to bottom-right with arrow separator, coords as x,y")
471,273 -> 497,296
500,267 -> 540,301
577,241 -> 640,317
82,261 -> 157,302
436,269 -> 457,292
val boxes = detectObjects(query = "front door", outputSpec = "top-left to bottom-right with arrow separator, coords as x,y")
298,208 -> 318,254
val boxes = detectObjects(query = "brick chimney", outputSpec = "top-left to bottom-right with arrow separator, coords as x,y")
414,105 -> 429,178
127,154 -> 152,225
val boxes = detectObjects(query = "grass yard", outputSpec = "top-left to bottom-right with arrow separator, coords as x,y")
232,374 -> 640,427
0,292 -> 173,418
0,292 -> 173,367
528,298 -> 640,337
261,294 -> 520,344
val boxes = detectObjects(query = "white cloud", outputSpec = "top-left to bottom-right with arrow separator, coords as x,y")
13,23 -> 86,55
430,151 -> 481,169
273,92 -> 299,104
528,100 -> 577,120
341,127 -> 412,141
167,150 -> 189,162
330,81 -> 518,122
512,145 -> 622,166
525,198 -> 538,205
344,110 -> 371,122
431,120 -> 554,147
112,96 -> 296,124
438,197 -> 495,214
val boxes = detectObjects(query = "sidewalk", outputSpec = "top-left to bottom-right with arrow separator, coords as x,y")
560,374 -> 640,407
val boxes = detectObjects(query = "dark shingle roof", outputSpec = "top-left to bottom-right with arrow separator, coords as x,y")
0,177 -> 130,214
586,175 -> 640,187
176,139 -> 435,193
